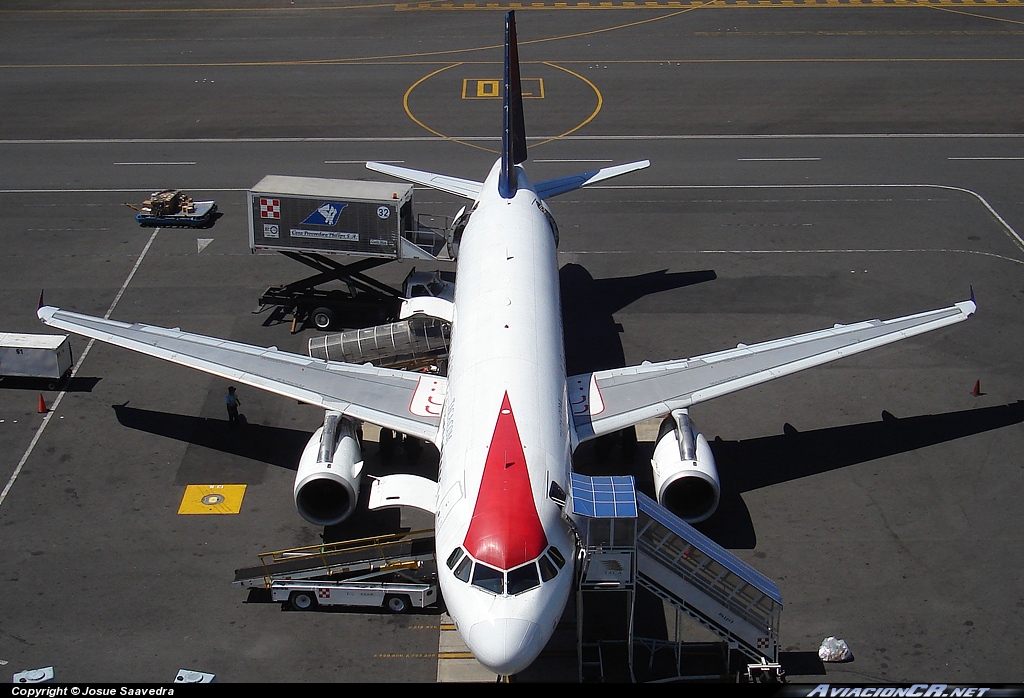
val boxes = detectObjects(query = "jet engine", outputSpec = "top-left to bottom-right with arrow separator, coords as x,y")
293,412 -> 363,526
650,409 -> 721,523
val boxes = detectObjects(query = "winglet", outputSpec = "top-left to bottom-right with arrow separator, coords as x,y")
955,286 -> 978,318
37,289 -> 44,310
499,10 -> 527,199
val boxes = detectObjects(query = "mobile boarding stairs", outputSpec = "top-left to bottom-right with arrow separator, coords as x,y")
567,474 -> 782,682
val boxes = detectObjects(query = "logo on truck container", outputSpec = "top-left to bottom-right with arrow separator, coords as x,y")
302,202 -> 348,226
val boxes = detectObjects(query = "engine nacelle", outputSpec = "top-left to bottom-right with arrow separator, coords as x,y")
651,410 -> 721,523
293,412 -> 363,526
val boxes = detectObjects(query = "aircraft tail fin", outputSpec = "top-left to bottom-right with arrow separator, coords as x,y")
499,10 -> 528,199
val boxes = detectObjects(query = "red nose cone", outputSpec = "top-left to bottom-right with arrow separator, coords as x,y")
463,393 -> 548,570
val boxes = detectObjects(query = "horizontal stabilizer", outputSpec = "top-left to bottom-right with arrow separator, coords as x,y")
366,162 -> 482,200
535,160 -> 651,200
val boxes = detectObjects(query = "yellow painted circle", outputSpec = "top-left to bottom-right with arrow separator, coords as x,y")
201,493 -> 225,506
403,62 -> 604,154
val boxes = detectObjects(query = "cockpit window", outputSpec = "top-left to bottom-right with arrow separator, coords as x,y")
506,562 -> 540,595
471,562 -> 504,594
547,546 -> 566,569
538,555 -> 558,582
454,555 -> 473,583
451,546 -> 566,595
446,548 -> 465,570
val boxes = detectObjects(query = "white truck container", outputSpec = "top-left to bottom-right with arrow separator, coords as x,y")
249,175 -> 431,259
0,333 -> 73,386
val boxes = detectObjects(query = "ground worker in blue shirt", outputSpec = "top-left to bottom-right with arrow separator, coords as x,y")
226,386 -> 241,426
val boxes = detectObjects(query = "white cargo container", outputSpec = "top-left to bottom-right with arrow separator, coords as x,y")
248,175 -> 426,259
0,333 -> 73,386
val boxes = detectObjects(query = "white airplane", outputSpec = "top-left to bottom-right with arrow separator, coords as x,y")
38,12 -> 976,676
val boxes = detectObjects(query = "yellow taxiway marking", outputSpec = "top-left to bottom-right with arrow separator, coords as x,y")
178,484 -> 246,515
406,62 -> 599,154
462,77 -> 545,99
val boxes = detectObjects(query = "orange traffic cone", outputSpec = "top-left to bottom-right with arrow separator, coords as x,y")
38,394 -> 48,413
971,380 -> 981,397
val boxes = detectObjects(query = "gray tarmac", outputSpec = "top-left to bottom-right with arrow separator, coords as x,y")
1,1 -> 1022,684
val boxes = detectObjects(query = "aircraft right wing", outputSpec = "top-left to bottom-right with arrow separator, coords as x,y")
38,306 -> 446,443
569,296 -> 976,441
366,162 -> 483,199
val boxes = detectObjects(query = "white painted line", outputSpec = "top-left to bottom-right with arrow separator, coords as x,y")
560,248 -> 1024,265
738,157 -> 821,162
325,160 -> 403,164
3,133 -> 1024,145
587,183 -> 1024,255
0,227 -> 161,511
948,157 -> 1024,161
113,161 -> 196,166
534,159 -> 613,163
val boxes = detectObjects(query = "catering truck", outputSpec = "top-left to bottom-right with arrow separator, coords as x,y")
247,175 -> 453,330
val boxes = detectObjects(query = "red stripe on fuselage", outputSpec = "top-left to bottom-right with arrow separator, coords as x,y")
463,392 -> 548,570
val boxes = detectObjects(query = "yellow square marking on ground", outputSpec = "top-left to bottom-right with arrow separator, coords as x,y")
462,78 -> 545,99
178,484 -> 246,515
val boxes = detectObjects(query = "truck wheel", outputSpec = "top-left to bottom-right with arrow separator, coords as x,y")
311,307 -> 336,330
385,595 -> 409,613
290,591 -> 317,611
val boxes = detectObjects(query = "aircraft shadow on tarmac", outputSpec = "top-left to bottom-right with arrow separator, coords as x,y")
112,402 -> 308,471
559,263 -> 1024,551
110,402 -> 440,542
579,401 -> 1024,550
700,400 -> 1024,548
560,263 -> 718,376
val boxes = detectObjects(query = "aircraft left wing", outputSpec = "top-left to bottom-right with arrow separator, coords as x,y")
38,306 -> 445,443
569,296 -> 976,441
366,162 -> 483,200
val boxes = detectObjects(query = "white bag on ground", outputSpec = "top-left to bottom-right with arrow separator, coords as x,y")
818,636 -> 853,662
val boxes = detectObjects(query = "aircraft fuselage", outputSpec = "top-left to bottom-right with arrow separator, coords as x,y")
433,160 -> 576,675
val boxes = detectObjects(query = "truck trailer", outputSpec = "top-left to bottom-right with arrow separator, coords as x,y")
0,333 -> 73,388
247,175 -> 453,330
